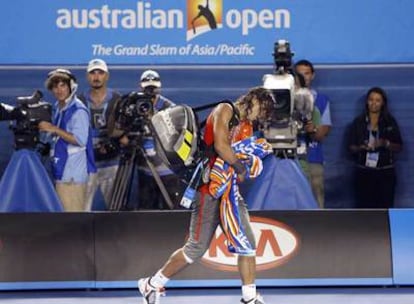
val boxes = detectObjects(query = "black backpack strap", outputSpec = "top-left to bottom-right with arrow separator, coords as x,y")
196,99 -> 239,130
220,100 -> 240,129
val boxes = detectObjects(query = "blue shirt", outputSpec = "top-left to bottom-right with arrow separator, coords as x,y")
307,90 -> 332,164
52,97 -> 92,183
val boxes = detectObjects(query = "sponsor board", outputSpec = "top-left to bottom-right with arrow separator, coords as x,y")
55,1 -> 289,40
1,0 -> 412,63
201,216 -> 300,272
59,0 -> 286,60
0,211 -> 394,288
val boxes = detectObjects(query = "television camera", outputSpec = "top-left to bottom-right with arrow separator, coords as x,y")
2,90 -> 52,151
110,91 -> 179,211
114,91 -> 154,138
110,90 -> 200,210
262,39 -> 314,158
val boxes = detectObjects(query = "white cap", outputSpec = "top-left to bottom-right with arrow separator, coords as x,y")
87,59 -> 108,73
140,69 -> 161,88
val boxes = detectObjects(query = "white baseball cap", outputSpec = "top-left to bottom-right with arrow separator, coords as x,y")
87,59 -> 108,73
140,69 -> 161,88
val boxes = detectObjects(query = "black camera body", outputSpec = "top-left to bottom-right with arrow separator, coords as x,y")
10,90 -> 52,150
273,39 -> 294,73
114,91 -> 154,137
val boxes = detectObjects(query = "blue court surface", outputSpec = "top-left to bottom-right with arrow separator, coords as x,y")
1,287 -> 414,304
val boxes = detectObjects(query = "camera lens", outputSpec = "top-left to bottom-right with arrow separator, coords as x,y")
271,89 -> 291,121
137,100 -> 152,115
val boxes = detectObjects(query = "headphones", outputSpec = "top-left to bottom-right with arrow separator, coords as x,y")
46,68 -> 78,93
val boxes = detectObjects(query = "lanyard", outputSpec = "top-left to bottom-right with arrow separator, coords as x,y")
367,124 -> 379,140
54,104 -> 66,127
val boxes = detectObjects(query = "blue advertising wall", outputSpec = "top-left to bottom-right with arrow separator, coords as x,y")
1,65 -> 414,209
1,0 -> 414,64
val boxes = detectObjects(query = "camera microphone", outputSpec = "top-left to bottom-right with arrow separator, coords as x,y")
0,102 -> 15,112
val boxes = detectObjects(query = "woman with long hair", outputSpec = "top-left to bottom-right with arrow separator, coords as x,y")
348,87 -> 403,208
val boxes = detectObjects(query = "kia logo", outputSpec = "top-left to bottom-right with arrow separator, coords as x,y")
201,216 -> 300,271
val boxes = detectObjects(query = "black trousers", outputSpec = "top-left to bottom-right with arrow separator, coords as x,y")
354,166 -> 396,209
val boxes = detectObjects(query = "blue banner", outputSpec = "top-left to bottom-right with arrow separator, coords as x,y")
0,150 -> 62,212
245,156 -> 318,210
1,0 -> 413,64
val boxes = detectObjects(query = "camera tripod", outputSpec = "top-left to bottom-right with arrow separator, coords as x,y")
108,137 -> 174,211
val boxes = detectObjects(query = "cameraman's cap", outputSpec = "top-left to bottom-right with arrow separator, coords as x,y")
87,59 -> 108,73
140,70 -> 161,88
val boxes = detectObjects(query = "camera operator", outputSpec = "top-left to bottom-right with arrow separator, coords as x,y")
133,69 -> 185,209
112,70 -> 185,210
79,59 -> 122,211
38,69 -> 96,212
254,40 -> 320,210
294,59 -> 332,208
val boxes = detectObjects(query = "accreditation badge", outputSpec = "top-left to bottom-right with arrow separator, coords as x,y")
365,152 -> 379,168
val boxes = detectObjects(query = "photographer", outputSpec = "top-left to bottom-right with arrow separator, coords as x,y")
134,70 -> 185,209
294,59 -> 332,208
38,68 -> 96,212
252,40 -> 319,210
79,59 -> 122,211
111,70 -> 185,210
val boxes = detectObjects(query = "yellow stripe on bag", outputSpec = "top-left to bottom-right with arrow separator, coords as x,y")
184,129 -> 193,143
177,130 -> 193,161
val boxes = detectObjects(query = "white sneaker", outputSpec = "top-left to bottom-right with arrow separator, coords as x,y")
241,293 -> 265,304
138,277 -> 165,304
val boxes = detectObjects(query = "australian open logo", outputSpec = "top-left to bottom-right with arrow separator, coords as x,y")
187,0 -> 222,41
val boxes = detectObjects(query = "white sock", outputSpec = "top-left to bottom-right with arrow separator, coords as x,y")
242,284 -> 256,302
149,270 -> 169,289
